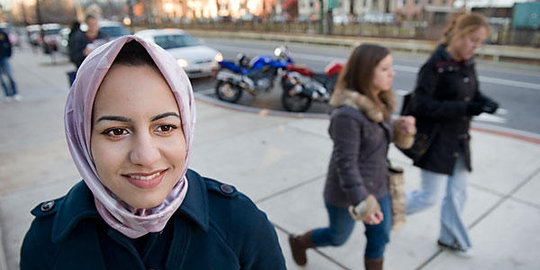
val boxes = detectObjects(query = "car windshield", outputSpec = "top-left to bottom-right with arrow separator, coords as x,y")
100,26 -> 130,38
153,34 -> 200,50
43,28 -> 60,35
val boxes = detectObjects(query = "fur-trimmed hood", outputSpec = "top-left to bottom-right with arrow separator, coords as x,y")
329,87 -> 415,149
329,87 -> 384,123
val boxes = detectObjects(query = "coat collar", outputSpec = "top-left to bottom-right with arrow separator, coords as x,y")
435,44 -> 475,67
51,169 -> 209,243
328,88 -> 384,123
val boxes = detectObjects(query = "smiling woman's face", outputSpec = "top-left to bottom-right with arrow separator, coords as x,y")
90,64 -> 186,209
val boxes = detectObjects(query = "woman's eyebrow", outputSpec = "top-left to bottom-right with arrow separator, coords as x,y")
96,116 -> 131,123
151,112 -> 180,121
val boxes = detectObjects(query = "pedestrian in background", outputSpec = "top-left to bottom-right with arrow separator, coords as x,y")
0,28 -> 20,102
20,36 -> 286,269
288,44 -> 416,270
66,20 -> 81,86
68,20 -> 81,41
69,14 -> 108,69
403,13 -> 499,256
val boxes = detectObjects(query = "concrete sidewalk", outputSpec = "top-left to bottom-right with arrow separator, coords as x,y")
1,48 -> 540,270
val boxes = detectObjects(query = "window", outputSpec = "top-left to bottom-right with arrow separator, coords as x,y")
153,34 -> 200,50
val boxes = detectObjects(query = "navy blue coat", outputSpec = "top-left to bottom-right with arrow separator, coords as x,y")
405,44 -> 494,175
0,30 -> 12,59
20,170 -> 286,270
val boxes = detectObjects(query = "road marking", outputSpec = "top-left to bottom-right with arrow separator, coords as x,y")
395,89 -> 412,96
477,76 -> 540,91
475,113 -> 507,124
197,88 -> 215,95
393,65 -> 540,90
394,65 -> 419,73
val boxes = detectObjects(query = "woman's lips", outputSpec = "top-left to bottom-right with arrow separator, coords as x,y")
123,169 -> 167,189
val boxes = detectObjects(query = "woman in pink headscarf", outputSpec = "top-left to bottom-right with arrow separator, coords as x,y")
20,36 -> 285,270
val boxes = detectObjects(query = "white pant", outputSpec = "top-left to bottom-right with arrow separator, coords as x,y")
406,157 -> 472,250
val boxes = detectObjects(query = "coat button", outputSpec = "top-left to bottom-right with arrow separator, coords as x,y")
220,184 -> 234,194
40,201 -> 55,212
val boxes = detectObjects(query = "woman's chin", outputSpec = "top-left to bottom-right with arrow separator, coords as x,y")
128,197 -> 164,210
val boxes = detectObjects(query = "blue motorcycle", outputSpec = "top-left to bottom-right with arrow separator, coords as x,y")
215,46 -> 293,103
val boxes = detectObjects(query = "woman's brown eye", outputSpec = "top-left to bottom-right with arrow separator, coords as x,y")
112,129 -> 124,135
161,126 -> 171,132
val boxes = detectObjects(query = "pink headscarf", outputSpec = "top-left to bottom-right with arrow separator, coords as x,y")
64,36 -> 196,238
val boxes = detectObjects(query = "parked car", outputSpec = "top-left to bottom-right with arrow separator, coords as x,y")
41,23 -> 62,54
57,27 -> 71,55
333,14 -> 353,24
26,24 -> 41,48
58,20 -> 130,56
134,29 -> 223,78
240,13 -> 261,22
92,20 -> 130,41
358,12 -> 395,24
0,23 -> 20,46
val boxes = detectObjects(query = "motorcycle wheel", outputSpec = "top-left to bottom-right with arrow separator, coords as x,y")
215,80 -> 243,103
281,91 -> 312,112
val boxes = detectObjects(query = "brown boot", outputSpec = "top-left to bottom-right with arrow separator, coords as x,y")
364,257 -> 383,270
288,231 -> 315,266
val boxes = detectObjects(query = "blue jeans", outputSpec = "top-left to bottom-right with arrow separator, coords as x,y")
406,156 -> 472,250
0,58 -> 18,97
312,194 -> 392,259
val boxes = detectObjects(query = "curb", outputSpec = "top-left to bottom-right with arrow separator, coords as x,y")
0,224 -> 7,270
194,92 -> 540,145
194,93 -> 328,119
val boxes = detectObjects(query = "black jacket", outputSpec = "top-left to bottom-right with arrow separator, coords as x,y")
20,169 -> 286,270
406,44 -> 493,175
0,30 -> 12,59
68,30 -> 108,68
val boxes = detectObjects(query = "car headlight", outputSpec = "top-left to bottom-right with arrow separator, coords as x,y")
214,52 -> 223,62
177,59 -> 189,68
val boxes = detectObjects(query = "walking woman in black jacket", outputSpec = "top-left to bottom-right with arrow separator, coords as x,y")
404,13 -> 499,256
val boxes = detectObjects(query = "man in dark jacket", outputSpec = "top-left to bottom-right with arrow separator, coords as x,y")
69,14 -> 108,68
0,29 -> 20,102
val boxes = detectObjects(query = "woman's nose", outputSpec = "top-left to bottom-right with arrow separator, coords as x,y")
129,134 -> 161,166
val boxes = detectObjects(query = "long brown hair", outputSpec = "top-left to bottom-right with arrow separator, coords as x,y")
335,43 -> 395,119
441,12 -> 490,46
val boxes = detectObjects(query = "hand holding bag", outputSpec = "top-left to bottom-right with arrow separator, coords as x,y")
398,92 -> 439,162
388,162 -> 406,229
380,122 -> 410,230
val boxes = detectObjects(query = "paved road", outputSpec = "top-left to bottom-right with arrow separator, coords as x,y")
196,37 -> 540,135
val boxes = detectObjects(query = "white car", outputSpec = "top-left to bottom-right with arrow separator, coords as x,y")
135,29 -> 223,78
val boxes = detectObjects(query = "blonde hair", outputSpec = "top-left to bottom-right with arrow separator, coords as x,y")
441,13 -> 490,46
